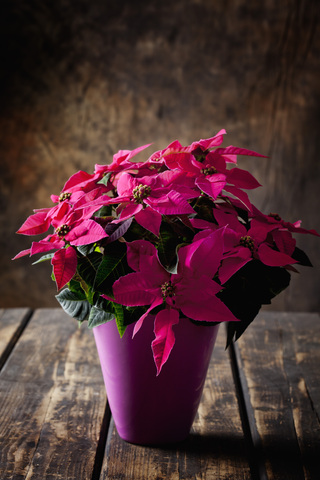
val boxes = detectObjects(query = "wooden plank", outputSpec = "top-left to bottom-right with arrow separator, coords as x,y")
0,308 -> 107,480
100,326 -> 251,480
235,311 -> 320,480
0,308 -> 32,371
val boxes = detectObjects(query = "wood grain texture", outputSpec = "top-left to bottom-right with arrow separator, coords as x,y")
0,309 -> 106,480
1,309 -> 319,478
100,326 -> 251,480
0,308 -> 31,370
1,0 -> 319,311
235,311 -> 320,480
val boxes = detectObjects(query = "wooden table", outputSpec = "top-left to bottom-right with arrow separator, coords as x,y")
0,309 -> 319,479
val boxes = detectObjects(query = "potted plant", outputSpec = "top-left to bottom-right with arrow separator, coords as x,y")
14,130 -> 319,445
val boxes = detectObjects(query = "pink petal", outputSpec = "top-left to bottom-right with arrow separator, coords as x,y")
189,218 -> 217,231
196,174 -> 226,199
12,248 -> 31,260
17,212 -> 51,236
250,217 -> 280,235
76,203 -> 107,220
204,153 -> 228,173
227,167 -> 262,189
126,240 -> 158,271
101,293 -> 115,302
65,220 -> 108,246
219,256 -> 252,285
173,275 -> 221,302
164,152 -> 195,170
178,228 -> 225,278
117,202 -> 143,221
31,238 -> 65,255
215,146 -> 267,158
214,209 -> 244,233
132,297 -> 164,337
112,143 -> 152,164
116,172 -> 137,196
248,224 -> 270,244
62,170 -> 95,192
73,187 -> 108,209
222,185 -> 253,211
272,229 -> 296,256
181,296 -> 239,323
50,194 -> 60,203
126,240 -> 169,286
178,282 -> 238,323
49,202 -> 71,227
51,247 -> 77,290
135,207 -> 162,236
113,273 -> 158,306
146,190 -> 194,215
219,252 -> 252,284
148,140 -> 183,162
286,221 -> 320,237
188,129 -> 227,152
257,244 -> 298,267
152,308 -> 180,375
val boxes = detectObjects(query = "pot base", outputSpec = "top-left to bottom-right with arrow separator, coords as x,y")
94,315 -> 219,445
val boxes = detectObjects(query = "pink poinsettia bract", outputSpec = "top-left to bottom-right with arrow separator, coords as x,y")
14,130 -> 319,375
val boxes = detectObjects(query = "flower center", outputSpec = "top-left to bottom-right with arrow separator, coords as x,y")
239,235 -> 255,252
269,212 -> 282,221
193,147 -> 209,163
56,224 -> 71,237
200,165 -> 217,176
148,165 -> 162,172
132,184 -> 151,203
161,281 -> 176,299
59,192 -> 71,202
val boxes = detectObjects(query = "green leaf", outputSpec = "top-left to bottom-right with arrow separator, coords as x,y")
113,303 -> 127,337
94,241 -> 127,293
77,251 -> 103,288
123,305 -> 148,326
87,305 -> 115,328
68,278 -> 85,295
97,172 -> 112,186
218,260 -> 291,347
193,196 -> 215,222
95,204 -> 113,217
56,288 -> 91,322
123,218 -> 157,243
32,253 -> 55,265
158,222 -> 180,273
292,247 -> 313,267
77,244 -> 97,256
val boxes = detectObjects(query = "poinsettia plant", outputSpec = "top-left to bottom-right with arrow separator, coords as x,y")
14,130 -> 319,374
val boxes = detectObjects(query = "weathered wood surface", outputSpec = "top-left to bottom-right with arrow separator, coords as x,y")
0,308 -> 31,370
236,311 -> 320,480
1,309 -> 320,479
0,309 -> 107,480
101,327 -> 251,480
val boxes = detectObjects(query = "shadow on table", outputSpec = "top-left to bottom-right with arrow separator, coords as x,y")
157,432 -> 315,479
177,432 -> 247,455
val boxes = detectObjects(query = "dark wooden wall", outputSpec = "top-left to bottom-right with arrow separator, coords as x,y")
1,0 -> 319,311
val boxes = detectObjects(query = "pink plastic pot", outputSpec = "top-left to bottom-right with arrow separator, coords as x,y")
93,315 -> 219,445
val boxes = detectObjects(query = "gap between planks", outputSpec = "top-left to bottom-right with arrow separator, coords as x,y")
0,308 -> 34,372
228,335 -> 268,480
91,399 -> 112,480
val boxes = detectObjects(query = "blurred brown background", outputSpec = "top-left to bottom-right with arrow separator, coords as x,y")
1,0 -> 319,311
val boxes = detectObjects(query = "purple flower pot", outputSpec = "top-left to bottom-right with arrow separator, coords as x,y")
93,315 -> 219,445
